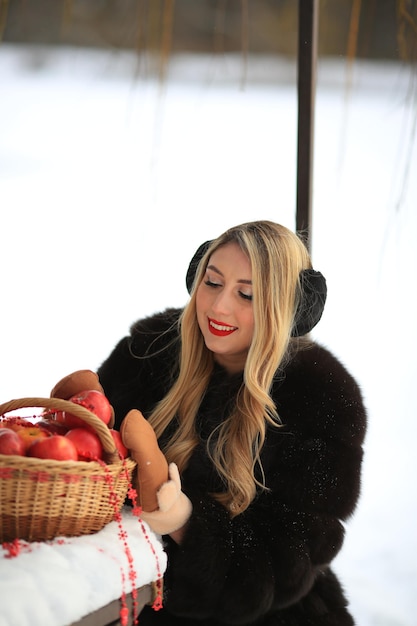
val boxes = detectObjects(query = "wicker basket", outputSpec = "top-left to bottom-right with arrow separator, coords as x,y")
0,397 -> 136,543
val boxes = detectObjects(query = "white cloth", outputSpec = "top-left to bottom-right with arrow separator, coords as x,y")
0,507 -> 167,626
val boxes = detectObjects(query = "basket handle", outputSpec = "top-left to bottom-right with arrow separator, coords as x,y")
0,397 -> 121,464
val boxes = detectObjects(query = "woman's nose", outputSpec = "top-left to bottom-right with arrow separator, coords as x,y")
211,289 -> 232,315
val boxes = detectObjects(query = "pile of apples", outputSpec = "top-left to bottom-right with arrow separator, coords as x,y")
0,390 -> 128,462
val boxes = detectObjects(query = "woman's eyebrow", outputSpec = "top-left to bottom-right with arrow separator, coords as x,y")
207,264 -> 252,285
207,264 -> 223,276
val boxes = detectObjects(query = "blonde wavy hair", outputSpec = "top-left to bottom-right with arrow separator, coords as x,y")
148,221 -> 312,516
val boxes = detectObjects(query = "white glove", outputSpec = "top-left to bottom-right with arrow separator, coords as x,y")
140,463 -> 193,536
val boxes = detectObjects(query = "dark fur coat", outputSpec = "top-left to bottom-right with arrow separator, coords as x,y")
97,308 -> 367,626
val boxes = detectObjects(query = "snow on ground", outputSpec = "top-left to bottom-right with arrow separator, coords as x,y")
0,45 -> 416,625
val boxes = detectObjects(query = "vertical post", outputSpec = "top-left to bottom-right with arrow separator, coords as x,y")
296,0 -> 319,253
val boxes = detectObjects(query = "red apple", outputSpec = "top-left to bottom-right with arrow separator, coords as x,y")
27,435 -> 78,461
0,429 -> 25,456
16,426 -> 49,452
51,409 -> 82,430
109,429 -> 128,459
65,428 -> 103,462
54,390 -> 112,430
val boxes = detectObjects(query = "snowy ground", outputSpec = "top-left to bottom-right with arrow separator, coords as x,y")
1,45 -> 416,625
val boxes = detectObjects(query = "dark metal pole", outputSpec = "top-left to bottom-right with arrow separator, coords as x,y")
296,0 -> 319,253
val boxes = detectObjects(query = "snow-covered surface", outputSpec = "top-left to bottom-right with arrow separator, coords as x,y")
0,508 -> 166,626
1,45 -> 416,625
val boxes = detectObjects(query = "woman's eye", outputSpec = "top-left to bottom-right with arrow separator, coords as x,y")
205,279 -> 221,288
203,278 -> 252,301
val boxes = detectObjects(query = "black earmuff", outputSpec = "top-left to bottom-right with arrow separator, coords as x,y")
185,240 -> 327,337
292,269 -> 327,337
185,240 -> 212,295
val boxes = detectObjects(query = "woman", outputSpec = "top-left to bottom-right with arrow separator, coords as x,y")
98,220 -> 367,625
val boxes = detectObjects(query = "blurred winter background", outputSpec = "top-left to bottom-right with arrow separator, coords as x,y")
1,2 -> 416,624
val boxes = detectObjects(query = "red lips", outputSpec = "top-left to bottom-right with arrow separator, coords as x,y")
208,318 -> 237,337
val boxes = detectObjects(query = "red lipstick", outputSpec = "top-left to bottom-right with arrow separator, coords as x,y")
208,318 -> 237,337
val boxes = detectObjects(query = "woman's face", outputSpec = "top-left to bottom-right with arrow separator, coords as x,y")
196,242 -> 254,374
